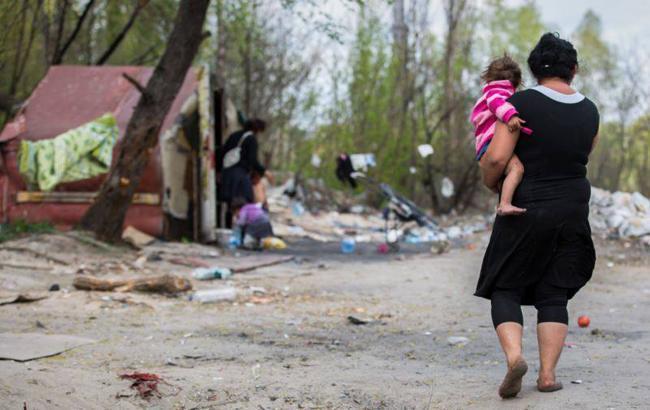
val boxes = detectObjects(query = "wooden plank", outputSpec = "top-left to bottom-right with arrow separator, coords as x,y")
16,191 -> 160,205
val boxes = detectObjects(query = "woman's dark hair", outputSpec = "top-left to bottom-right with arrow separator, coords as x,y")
231,196 -> 248,212
245,118 -> 267,133
527,32 -> 578,83
481,55 -> 522,88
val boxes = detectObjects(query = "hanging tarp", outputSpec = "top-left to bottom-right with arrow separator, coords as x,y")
18,113 -> 118,191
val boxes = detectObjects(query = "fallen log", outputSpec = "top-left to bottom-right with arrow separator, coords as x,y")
73,274 -> 191,294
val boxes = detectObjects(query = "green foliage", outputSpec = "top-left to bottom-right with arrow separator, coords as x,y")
571,9 -> 616,106
0,0 -> 179,127
0,220 -> 54,243
483,0 -> 546,67
1,0 -> 647,213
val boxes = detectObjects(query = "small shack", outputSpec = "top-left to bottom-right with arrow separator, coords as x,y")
0,65 -> 238,242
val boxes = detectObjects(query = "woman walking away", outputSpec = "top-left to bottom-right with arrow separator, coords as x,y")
476,32 -> 599,398
220,118 -> 273,226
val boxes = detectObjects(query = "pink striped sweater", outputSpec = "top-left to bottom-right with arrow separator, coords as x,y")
470,80 -> 531,156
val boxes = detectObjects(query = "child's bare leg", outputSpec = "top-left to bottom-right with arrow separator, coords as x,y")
497,155 -> 526,216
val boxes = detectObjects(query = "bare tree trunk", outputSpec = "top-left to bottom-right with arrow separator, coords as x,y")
81,0 -> 210,242
0,92 -> 16,112
50,0 -> 70,64
243,21 -> 253,114
215,0 -> 228,88
95,0 -> 150,65
440,0 -> 466,174
52,0 -> 96,65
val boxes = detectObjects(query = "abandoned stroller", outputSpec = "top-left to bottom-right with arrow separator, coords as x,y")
336,153 -> 439,250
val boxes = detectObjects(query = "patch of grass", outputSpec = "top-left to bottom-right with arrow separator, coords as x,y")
0,220 -> 55,243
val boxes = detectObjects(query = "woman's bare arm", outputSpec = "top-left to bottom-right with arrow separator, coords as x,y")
480,121 -> 520,192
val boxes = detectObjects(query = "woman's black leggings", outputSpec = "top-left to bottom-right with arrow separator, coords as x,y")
491,281 -> 569,328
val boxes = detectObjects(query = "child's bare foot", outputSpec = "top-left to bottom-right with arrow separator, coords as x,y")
497,203 -> 527,216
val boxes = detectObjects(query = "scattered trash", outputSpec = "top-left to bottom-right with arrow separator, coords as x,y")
48,284 -> 60,292
0,292 -> 48,306
447,336 -> 469,346
409,166 -> 417,174
590,187 -> 650,238
417,144 -> 434,158
292,201 -> 306,217
350,205 -> 365,214
349,153 -> 376,172
571,380 -> 583,384
0,333 -> 96,362
431,240 -> 451,255
190,287 -> 238,303
73,274 -> 192,294
440,177 -> 455,198
228,232 -> 241,249
311,153 -> 322,168
119,372 -> 164,399
262,237 -> 287,250
122,226 -> 155,248
377,243 -> 390,254
133,255 -> 147,269
591,328 -> 604,336
192,267 -> 232,280
251,363 -> 262,379
341,236 -> 356,254
347,316 -> 369,325
578,315 -> 591,328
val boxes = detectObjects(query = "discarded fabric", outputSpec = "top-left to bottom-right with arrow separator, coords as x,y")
18,113 -> 118,191
417,144 -> 434,158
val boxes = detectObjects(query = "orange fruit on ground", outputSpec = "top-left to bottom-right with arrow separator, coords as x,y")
577,315 -> 590,328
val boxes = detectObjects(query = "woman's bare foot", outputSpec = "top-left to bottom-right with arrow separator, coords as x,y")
537,379 -> 563,392
498,357 -> 528,398
537,372 -> 563,393
497,203 -> 527,216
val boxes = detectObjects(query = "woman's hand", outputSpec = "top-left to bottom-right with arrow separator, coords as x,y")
480,122 -> 520,191
264,171 -> 275,184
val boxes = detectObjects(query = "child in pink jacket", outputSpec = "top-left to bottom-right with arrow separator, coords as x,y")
471,55 -> 532,215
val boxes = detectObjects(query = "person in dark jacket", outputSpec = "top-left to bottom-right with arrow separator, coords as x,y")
219,118 -> 272,226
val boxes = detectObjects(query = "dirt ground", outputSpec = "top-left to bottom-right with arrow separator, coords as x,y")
0,232 -> 648,409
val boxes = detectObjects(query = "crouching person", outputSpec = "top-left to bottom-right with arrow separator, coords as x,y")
231,197 -> 274,249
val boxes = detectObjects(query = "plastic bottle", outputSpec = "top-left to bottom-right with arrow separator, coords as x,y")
192,267 -> 232,280
190,287 -> 238,303
228,229 -> 241,249
341,236 -> 356,254
291,202 -> 305,216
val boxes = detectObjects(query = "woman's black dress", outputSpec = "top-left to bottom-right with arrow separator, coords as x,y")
475,87 -> 600,305
219,130 -> 266,204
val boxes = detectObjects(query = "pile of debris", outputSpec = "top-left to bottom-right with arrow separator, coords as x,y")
268,178 -> 490,246
590,187 -> 650,244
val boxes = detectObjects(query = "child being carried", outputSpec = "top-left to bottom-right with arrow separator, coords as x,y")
471,55 -> 532,215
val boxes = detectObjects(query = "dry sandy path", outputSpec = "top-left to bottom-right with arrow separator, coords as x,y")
0,235 -> 648,409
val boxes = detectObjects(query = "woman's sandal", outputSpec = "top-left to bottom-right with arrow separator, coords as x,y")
537,380 -> 563,393
498,358 -> 528,398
